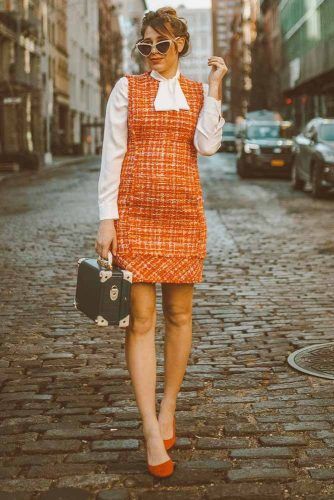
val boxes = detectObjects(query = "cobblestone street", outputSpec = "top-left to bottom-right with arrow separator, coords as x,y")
1,153 -> 334,499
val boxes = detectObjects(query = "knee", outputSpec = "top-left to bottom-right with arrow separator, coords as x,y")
128,311 -> 156,336
163,305 -> 192,328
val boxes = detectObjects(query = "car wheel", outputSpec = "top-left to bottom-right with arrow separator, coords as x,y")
311,163 -> 325,198
291,157 -> 304,191
237,157 -> 251,178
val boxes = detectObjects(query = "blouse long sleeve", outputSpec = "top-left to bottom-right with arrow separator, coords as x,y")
98,76 -> 128,221
193,82 -> 225,156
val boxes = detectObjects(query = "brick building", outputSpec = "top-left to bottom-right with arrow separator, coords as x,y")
252,0 -> 282,113
40,0 -> 70,157
229,0 -> 259,120
212,0 -> 242,120
0,0 -> 43,168
99,0 -> 123,118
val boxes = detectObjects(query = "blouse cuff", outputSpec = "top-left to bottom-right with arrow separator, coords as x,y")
204,95 -> 222,115
203,96 -> 225,124
197,97 -> 225,140
99,203 -> 119,221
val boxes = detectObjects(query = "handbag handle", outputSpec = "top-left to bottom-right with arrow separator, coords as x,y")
97,250 -> 113,270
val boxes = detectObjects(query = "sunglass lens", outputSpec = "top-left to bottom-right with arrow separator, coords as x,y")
156,41 -> 171,54
137,43 -> 151,56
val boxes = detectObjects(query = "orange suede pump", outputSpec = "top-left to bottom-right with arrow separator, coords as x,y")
147,457 -> 175,478
163,416 -> 176,450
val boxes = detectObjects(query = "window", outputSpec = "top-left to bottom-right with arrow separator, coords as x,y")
318,123 -> 334,141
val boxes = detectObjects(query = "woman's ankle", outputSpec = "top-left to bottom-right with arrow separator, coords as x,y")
159,396 -> 176,414
142,418 -> 161,438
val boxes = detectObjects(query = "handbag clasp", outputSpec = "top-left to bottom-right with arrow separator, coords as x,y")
110,285 -> 119,301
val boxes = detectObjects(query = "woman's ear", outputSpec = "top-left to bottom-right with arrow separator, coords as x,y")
176,37 -> 185,54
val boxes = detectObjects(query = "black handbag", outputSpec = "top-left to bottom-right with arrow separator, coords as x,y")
74,251 -> 132,327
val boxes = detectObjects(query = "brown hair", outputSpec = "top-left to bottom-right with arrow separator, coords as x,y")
132,7 -> 191,59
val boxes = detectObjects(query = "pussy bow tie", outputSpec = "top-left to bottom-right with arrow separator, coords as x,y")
150,66 -> 190,111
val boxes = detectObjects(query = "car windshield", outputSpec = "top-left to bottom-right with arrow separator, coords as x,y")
318,123 -> 334,141
247,124 -> 280,139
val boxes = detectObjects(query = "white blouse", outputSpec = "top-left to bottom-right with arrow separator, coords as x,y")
98,70 -> 225,221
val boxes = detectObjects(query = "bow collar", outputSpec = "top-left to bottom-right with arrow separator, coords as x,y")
149,64 -> 190,111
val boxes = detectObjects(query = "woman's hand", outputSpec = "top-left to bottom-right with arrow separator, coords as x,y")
95,219 -> 117,259
207,56 -> 228,101
208,56 -> 228,85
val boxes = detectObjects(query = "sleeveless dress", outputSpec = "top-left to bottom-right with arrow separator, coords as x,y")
112,70 -> 207,283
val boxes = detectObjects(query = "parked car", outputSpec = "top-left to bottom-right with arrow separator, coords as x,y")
246,109 -> 283,122
236,120 -> 294,178
219,122 -> 236,152
291,118 -> 334,198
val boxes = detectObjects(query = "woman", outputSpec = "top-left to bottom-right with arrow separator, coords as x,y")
95,7 -> 227,478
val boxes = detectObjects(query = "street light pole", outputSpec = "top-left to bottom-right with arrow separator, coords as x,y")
42,0 -> 52,165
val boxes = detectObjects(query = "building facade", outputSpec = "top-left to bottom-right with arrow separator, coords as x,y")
177,6 -> 212,83
67,0 -> 102,155
279,0 -> 334,128
119,0 -> 147,75
253,0 -> 282,112
0,0 -> 43,168
0,0 -> 148,167
212,0 -> 242,56
41,0 -> 70,157
212,0 -> 242,120
99,0 -> 123,117
229,0 -> 259,120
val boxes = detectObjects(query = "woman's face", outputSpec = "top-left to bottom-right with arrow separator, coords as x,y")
142,24 -> 185,72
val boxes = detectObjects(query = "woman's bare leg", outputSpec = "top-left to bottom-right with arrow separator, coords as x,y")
125,281 -> 171,465
158,283 -> 194,439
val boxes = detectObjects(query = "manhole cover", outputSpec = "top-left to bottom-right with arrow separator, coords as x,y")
287,342 -> 334,380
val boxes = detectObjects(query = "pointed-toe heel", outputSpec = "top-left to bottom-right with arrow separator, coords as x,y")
163,416 -> 176,450
147,457 -> 175,478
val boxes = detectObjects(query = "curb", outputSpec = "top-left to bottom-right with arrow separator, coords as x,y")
45,155 -> 100,171
0,155 -> 100,186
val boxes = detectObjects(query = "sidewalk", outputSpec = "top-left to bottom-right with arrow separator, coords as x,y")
0,155 -> 100,185
45,155 -> 100,170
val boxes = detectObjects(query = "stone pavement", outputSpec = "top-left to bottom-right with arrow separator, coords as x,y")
0,154 -> 334,499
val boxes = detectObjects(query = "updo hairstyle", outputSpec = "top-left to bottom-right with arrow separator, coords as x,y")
132,7 -> 191,59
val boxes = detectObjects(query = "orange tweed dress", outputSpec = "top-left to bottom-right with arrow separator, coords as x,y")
112,70 -> 207,283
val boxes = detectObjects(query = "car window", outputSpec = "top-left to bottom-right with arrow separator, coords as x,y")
247,124 -> 280,139
318,123 -> 334,141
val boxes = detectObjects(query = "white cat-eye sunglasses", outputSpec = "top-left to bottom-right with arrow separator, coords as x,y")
135,37 -> 181,57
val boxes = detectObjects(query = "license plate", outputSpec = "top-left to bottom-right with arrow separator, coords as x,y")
271,159 -> 285,167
